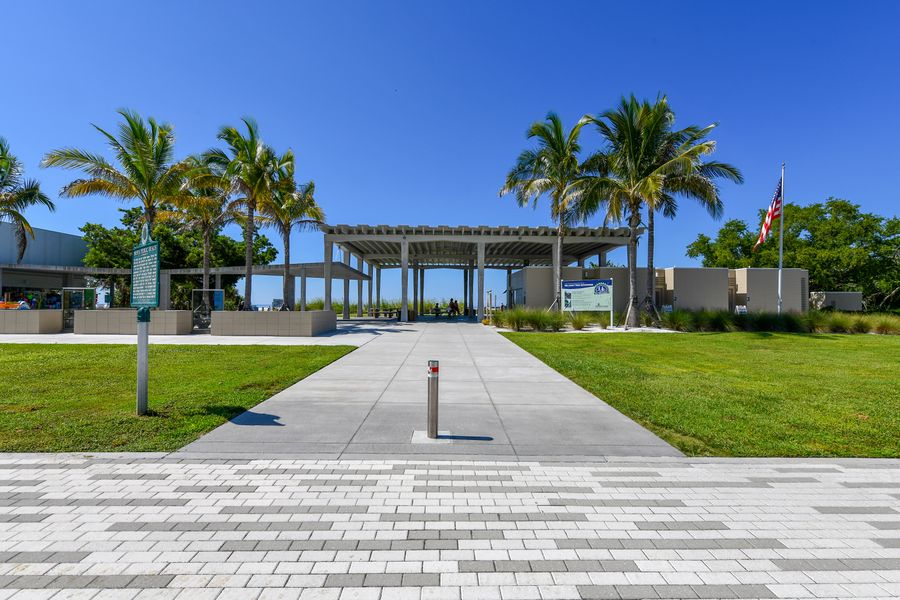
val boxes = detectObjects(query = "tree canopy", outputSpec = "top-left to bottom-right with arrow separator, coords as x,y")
81,207 -> 276,309
686,199 -> 900,309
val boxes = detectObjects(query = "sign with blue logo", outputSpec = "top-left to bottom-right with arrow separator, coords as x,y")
562,278 -> 613,312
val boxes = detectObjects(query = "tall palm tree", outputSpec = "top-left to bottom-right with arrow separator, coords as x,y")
643,123 -> 743,310
259,157 -> 324,310
203,118 -> 287,309
0,137 -> 55,263
41,109 -> 191,234
500,112 -> 599,311
166,159 -> 239,292
581,96 -> 742,326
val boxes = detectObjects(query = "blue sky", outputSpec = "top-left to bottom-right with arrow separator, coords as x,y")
4,1 -> 898,304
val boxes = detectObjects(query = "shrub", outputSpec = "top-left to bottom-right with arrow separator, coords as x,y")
803,310 -> 830,333
525,309 -> 551,332
506,307 -> 529,331
872,314 -> 900,335
491,311 -> 508,329
569,313 -> 591,330
661,310 -> 693,332
548,311 -> 567,332
850,315 -> 872,334
825,312 -> 853,333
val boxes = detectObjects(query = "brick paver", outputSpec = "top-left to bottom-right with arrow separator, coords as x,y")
1,456 -> 899,599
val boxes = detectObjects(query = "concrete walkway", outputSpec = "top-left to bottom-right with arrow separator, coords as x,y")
181,321 -> 679,460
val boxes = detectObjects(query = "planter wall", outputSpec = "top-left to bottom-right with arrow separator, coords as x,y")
210,310 -> 337,337
75,310 -> 193,335
0,310 -> 63,334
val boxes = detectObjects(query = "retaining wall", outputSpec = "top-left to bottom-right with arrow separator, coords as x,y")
210,310 -> 337,336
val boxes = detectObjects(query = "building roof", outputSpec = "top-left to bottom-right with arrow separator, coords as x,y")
322,224 -> 637,268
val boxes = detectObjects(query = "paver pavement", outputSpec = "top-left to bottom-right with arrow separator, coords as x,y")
181,321 -> 679,459
1,456 -> 899,599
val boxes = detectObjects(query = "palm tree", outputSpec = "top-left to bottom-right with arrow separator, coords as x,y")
259,156 -> 324,310
41,109 -> 191,234
166,159 -> 239,292
500,112 -> 599,311
203,118 -> 287,309
0,137 -> 55,262
581,96 -> 742,326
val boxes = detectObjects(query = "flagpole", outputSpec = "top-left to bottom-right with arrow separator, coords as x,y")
777,162 -> 785,315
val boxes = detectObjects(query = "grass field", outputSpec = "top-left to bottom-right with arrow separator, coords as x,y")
0,344 -> 353,452
504,332 -> 900,457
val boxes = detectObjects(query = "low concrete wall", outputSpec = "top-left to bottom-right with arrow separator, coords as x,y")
75,310 -> 193,335
732,268 -> 809,313
663,267 -> 730,311
0,309 -> 63,334
210,310 -> 337,336
810,291 -> 863,312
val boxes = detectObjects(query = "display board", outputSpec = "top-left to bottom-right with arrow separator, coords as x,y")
131,225 -> 160,308
562,278 -> 613,312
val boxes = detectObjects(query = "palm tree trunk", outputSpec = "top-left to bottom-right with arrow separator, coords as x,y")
626,208 -> 641,328
645,207 -> 655,311
243,201 -> 254,310
554,223 -> 563,312
202,229 -> 211,291
282,229 -> 291,311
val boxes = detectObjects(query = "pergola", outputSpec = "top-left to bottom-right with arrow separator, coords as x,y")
322,224 -> 636,321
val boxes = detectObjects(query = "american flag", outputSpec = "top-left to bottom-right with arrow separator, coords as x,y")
753,179 -> 783,250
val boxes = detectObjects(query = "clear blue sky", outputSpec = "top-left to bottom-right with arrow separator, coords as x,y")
5,1 -> 898,304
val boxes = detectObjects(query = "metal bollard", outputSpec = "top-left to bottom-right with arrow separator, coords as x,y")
427,360 -> 439,439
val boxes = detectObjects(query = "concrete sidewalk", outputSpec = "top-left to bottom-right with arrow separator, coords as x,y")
181,321 -> 680,460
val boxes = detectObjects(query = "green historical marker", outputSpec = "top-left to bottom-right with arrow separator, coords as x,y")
131,224 -> 159,415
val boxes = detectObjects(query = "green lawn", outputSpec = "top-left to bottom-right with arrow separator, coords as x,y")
503,332 -> 900,457
0,344 -> 353,452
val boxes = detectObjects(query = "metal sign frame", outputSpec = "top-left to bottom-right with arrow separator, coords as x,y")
130,225 -> 160,309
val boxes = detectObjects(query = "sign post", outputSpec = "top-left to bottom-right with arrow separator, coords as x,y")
562,278 -> 614,326
131,224 -> 159,416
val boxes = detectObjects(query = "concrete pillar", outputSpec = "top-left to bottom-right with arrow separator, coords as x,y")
356,255 -> 364,317
419,268 -> 425,314
463,268 -> 468,314
300,271 -> 307,311
506,268 -> 512,308
109,279 -> 115,308
400,240 -> 409,321
412,265 -> 419,317
375,267 -> 382,310
476,242 -> 485,322
159,273 -> 171,310
598,252 -> 607,267
324,238 -> 333,311
577,258 -> 585,268
366,263 -> 373,315
468,260 -> 475,317
215,272 -> 222,290
552,237 -> 561,311
342,247 -> 350,320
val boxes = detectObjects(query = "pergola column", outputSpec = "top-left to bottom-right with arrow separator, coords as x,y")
400,239 -> 409,322
342,247 -> 350,320
506,268 -> 512,308
159,273 -> 171,310
299,270 -> 307,311
215,273 -> 222,290
412,264 -> 419,318
419,268 -> 425,313
552,236 -> 561,311
598,251 -> 607,267
356,255 -> 364,317
323,238 -> 333,311
462,268 -> 468,314
375,267 -> 382,310
366,263 -> 373,316
476,242 -> 485,322
467,260 -> 475,317
577,258 -> 585,267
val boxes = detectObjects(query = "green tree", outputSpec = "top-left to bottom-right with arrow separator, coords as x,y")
81,207 -> 276,308
41,109 -> 191,234
259,155 -> 324,310
687,199 -> 900,309
580,96 -> 741,326
500,112 -> 600,311
0,137 -> 55,262
204,118 -> 288,309
165,159 -> 240,292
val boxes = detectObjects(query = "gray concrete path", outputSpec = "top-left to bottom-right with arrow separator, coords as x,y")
181,321 -> 679,460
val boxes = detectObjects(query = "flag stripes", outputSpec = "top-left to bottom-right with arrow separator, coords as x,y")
754,179 -> 783,250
